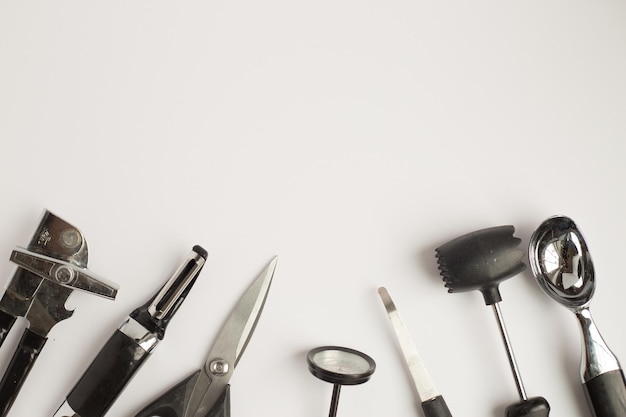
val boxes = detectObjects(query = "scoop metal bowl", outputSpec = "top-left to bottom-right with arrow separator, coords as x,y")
529,216 -> 626,417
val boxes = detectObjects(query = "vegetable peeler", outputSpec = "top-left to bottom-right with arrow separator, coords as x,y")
53,245 -> 207,417
0,210 -> 119,417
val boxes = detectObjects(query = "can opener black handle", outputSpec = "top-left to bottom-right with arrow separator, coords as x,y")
0,210 -> 118,417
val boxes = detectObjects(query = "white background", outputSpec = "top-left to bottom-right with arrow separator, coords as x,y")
1,1 -> 625,416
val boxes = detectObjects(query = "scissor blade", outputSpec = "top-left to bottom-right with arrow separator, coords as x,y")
377,287 -> 439,403
185,256 -> 278,417
214,256 -> 277,367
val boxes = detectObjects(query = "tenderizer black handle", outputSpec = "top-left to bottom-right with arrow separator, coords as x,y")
583,369 -> 626,417
0,328 -> 47,417
505,396 -> 550,417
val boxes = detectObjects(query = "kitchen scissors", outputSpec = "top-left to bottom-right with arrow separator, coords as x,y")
133,256 -> 277,417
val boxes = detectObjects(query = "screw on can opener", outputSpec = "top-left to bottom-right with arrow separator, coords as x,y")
0,210 -> 119,417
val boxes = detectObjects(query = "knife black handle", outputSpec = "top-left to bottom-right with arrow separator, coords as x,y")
66,329 -> 153,417
0,310 -> 16,347
421,395 -> 453,417
583,369 -> 626,417
0,328 -> 47,417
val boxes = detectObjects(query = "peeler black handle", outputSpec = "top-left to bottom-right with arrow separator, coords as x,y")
422,395 -> 453,417
64,329 -> 153,417
0,328 -> 47,417
0,310 -> 16,347
583,369 -> 626,417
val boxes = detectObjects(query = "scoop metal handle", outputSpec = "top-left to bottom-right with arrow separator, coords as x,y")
576,307 -> 626,417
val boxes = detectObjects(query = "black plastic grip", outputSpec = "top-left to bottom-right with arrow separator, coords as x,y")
421,395 -> 453,417
505,396 -> 550,417
133,373 -> 231,417
583,369 -> 626,417
66,329 -> 153,417
0,328 -> 47,417
0,310 -> 16,347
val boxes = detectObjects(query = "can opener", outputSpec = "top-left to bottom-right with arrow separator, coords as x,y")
0,210 -> 118,416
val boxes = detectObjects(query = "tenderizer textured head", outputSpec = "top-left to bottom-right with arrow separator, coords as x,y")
435,225 -> 526,305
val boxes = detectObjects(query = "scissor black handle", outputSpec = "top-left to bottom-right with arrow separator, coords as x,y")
0,310 -> 16,347
133,371 -> 231,417
206,386 -> 230,417
0,327 -> 47,417
133,371 -> 196,417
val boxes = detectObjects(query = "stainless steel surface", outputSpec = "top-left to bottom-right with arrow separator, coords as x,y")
528,216 -> 594,309
0,210 -> 119,417
529,216 -> 621,381
184,256 -> 277,417
377,287 -> 439,403
147,250 -> 207,321
118,317 -> 160,352
10,247 -> 117,299
492,302 -> 527,400
0,210 -> 86,321
0,210 -> 117,334
576,307 -> 620,381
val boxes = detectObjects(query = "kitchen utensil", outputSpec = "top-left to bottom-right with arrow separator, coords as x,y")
0,210 -> 118,417
53,246 -> 207,417
529,215 -> 626,417
307,345 -> 375,417
378,286 -> 452,417
436,225 -> 550,417
132,256 -> 277,417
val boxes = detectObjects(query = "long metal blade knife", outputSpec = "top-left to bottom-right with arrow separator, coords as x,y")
377,287 -> 453,417
0,210 -> 118,417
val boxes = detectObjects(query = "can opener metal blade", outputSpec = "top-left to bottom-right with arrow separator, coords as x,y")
0,210 -> 118,417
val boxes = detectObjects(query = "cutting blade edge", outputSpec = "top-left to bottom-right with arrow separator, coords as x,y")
186,256 -> 278,417
377,286 -> 439,403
